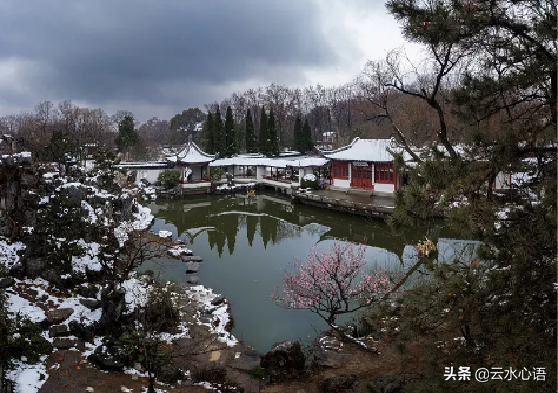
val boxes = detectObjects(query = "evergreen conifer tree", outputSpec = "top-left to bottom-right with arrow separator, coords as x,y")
214,107 -> 225,157
114,115 -> 138,160
268,107 -> 279,156
293,116 -> 302,153
224,106 -> 235,157
258,107 -> 268,155
205,112 -> 214,154
302,118 -> 313,152
380,1 -> 558,391
245,108 -> 256,153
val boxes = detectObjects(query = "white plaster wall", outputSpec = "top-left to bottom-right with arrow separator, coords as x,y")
373,183 -> 395,193
333,179 -> 351,188
256,166 -> 265,181
135,169 -> 165,184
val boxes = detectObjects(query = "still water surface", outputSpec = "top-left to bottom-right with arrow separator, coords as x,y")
144,193 -> 471,352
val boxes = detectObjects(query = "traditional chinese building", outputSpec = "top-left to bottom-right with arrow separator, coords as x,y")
166,141 -> 215,183
322,138 -> 407,193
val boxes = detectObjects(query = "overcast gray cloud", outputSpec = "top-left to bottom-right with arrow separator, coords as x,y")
0,0 -> 413,121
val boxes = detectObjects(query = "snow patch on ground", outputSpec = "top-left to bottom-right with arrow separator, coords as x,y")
158,230 -> 172,238
6,293 -> 46,323
7,359 -> 48,393
72,240 -> 102,274
58,297 -> 102,325
186,285 -> 238,346
0,238 -> 26,268
114,202 -> 154,247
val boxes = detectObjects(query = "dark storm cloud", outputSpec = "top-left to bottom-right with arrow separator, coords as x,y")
0,0 -> 346,115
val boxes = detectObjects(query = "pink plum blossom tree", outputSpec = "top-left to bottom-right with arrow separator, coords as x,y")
272,242 -> 404,326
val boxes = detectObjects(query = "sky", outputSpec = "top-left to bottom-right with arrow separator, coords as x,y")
0,0 -> 422,123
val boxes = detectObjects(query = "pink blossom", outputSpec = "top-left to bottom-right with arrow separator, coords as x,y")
271,242 -> 405,324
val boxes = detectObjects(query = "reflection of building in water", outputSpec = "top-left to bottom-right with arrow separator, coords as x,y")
183,202 -> 212,212
302,223 -> 331,237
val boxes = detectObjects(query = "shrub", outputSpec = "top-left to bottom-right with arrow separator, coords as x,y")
300,178 -> 319,190
211,167 -> 225,181
158,169 -> 181,189
249,366 -> 268,380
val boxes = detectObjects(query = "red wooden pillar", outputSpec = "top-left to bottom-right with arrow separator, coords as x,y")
393,164 -> 397,191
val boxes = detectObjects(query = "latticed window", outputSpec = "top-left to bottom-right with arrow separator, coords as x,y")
332,161 -> 348,179
374,163 -> 394,183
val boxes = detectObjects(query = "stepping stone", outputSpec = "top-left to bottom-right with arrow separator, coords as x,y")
186,276 -> 200,284
181,255 -> 202,262
185,262 -> 200,274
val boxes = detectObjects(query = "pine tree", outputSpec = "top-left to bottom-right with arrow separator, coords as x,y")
205,112 -> 214,154
302,118 -> 313,152
382,1 -> 557,390
268,107 -> 279,156
245,108 -> 256,153
258,107 -> 268,155
224,106 -> 235,157
214,107 -> 225,157
114,115 -> 138,160
293,116 -> 302,153
0,267 -> 52,390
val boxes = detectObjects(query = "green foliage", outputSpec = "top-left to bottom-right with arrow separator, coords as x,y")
26,194 -> 88,274
205,112 -> 215,154
248,366 -> 268,380
300,177 -> 319,190
293,116 -> 303,152
170,108 -> 206,133
115,115 -> 139,154
211,167 -> 225,181
245,108 -> 256,153
91,148 -> 123,193
258,107 -> 268,155
378,1 -> 558,391
224,106 -> 237,157
213,108 -> 225,157
158,169 -> 181,189
114,280 -> 180,391
43,130 -> 74,164
268,107 -> 279,156
0,266 -> 52,388
302,118 -> 313,152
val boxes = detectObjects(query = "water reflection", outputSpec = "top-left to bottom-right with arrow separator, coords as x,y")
150,194 -> 430,258
145,193 -> 474,352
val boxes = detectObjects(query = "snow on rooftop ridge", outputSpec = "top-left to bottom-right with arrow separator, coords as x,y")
323,138 -> 399,162
210,155 -> 327,168
171,141 -> 215,163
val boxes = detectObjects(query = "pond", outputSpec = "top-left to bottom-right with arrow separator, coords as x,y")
143,192 -> 473,353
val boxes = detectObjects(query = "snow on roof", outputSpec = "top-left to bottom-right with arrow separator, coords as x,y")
118,161 -> 169,168
170,141 -> 215,163
210,155 -> 327,168
323,138 -> 400,162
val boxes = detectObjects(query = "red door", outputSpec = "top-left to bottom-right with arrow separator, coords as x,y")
351,164 -> 373,189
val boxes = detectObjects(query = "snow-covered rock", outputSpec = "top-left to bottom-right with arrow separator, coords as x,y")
0,238 -> 26,268
158,230 -> 172,238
